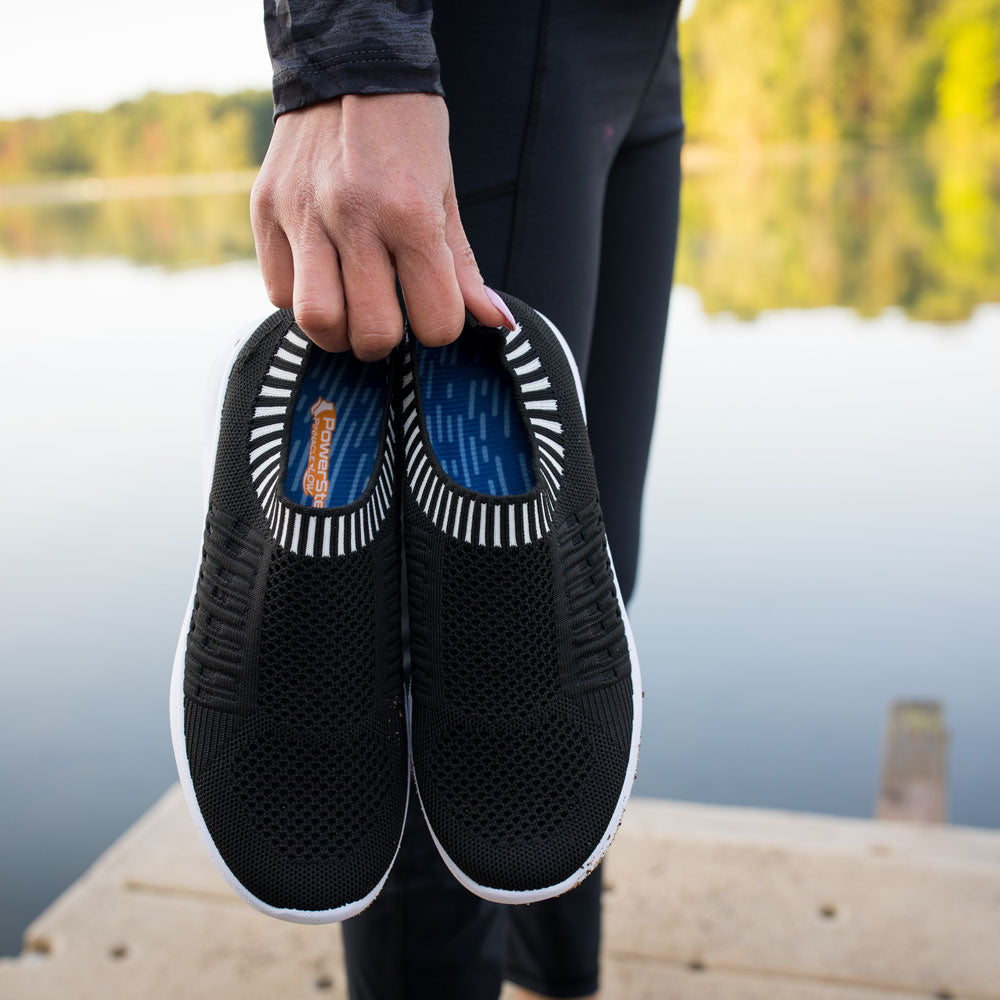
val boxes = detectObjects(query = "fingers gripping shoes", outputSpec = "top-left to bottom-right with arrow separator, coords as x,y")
169,310 -> 408,923
400,292 -> 641,903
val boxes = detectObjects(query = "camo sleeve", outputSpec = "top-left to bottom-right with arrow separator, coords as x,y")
264,0 -> 444,119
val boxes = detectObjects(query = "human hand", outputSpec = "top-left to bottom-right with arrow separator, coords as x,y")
250,93 -> 516,360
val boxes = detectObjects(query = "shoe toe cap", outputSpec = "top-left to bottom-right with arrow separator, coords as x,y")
414,709 -> 630,895
187,715 -> 407,916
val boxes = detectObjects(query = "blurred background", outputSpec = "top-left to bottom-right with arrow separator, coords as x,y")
1,0 -> 998,961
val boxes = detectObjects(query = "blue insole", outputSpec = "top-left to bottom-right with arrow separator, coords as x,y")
416,329 -> 533,497
285,349 -> 386,508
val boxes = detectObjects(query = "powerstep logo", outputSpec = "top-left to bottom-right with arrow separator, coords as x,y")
302,397 -> 337,508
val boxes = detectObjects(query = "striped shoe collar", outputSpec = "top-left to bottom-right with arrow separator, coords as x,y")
400,321 -> 567,549
245,325 -> 398,558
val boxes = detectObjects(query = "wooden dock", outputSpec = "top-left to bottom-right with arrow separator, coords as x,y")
2,783 -> 998,999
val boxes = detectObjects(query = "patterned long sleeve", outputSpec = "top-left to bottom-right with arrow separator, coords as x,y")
264,0 -> 444,119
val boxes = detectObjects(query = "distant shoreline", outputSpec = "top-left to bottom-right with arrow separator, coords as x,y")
0,169 -> 258,206
0,143 -> 966,206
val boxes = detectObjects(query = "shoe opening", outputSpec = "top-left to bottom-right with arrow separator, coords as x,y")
284,348 -> 387,508
416,328 -> 534,497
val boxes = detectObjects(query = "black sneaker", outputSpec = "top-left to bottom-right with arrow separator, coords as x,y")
170,310 -> 408,922
400,291 -> 641,902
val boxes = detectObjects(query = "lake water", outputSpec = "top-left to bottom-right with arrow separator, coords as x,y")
1,154 -> 998,956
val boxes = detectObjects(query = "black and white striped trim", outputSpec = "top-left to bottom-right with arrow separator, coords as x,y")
401,323 -> 566,548
246,326 -> 396,558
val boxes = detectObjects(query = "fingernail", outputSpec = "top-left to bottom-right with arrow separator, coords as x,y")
484,286 -> 517,330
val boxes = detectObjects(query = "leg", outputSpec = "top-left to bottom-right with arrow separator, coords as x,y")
342,4 -> 681,998
585,128 -> 684,604
505,16 -> 684,999
341,790 -> 508,999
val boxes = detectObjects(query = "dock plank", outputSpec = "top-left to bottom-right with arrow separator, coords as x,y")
604,798 -> 1000,997
2,786 -> 998,999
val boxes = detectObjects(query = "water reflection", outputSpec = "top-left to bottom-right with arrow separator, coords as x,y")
0,192 -> 255,269
678,149 -> 1000,322
2,149 -> 999,321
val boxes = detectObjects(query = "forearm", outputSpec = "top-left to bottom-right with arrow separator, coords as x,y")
264,0 -> 444,118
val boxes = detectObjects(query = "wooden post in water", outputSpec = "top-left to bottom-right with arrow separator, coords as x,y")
877,700 -> 948,823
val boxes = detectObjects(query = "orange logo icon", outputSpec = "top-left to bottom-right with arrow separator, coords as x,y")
302,397 -> 337,508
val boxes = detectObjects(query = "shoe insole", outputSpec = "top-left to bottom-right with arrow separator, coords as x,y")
416,329 -> 533,497
285,348 -> 386,508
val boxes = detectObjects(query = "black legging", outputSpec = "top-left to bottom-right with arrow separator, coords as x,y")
343,2 -> 683,996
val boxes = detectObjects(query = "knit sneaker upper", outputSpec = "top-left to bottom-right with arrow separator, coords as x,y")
402,295 -> 637,895
178,310 -> 407,915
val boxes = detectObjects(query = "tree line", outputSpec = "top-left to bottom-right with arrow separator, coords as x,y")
1,0 -> 998,183
680,0 -> 999,147
0,91 -> 274,183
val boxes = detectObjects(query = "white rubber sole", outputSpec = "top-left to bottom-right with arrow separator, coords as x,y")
168,314 -> 408,924
411,307 -> 643,905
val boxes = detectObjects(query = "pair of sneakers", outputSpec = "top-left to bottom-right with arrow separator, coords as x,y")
169,290 -> 641,923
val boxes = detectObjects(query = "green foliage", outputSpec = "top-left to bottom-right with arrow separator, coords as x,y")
680,0 -> 1000,145
0,90 -> 274,183
936,10 -> 999,131
2,0 -> 998,178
